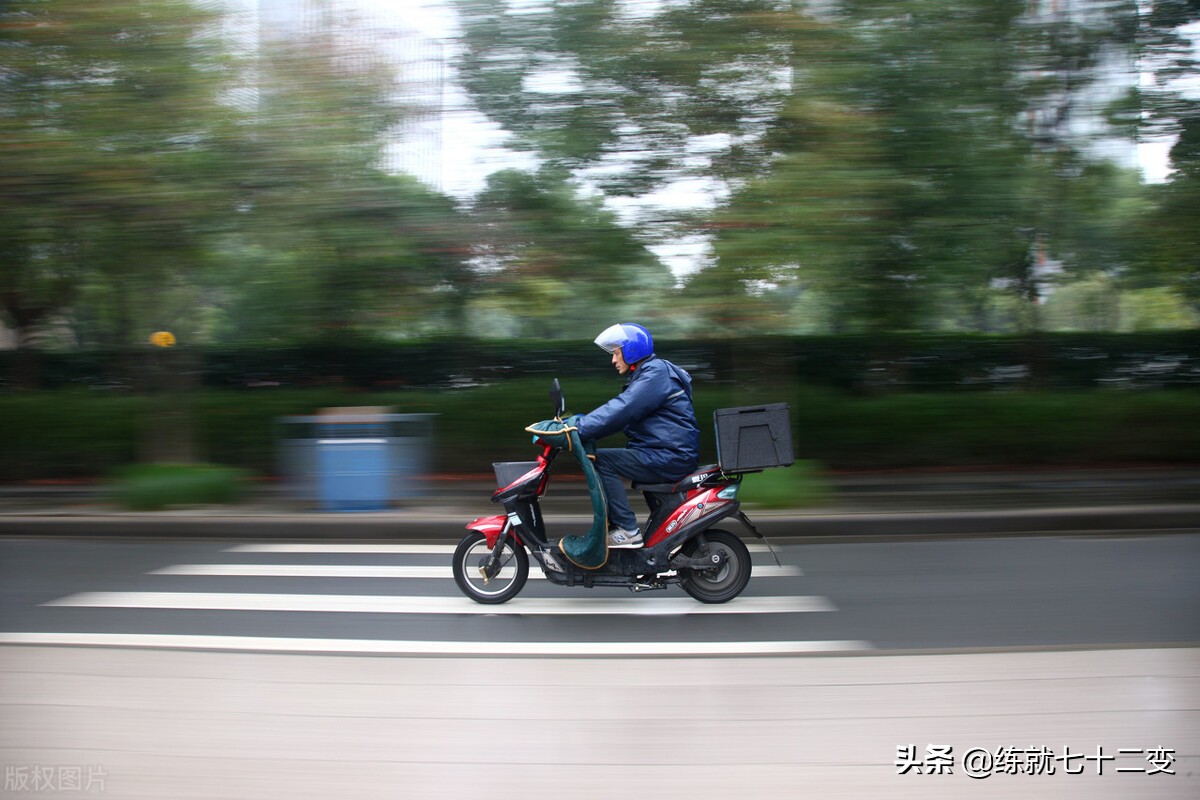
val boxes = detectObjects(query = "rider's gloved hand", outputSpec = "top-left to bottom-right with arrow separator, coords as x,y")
526,418 -> 574,450
559,414 -> 592,455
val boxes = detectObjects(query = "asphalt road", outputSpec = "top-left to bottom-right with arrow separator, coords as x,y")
2,531 -> 1198,800
2,532 -> 1197,654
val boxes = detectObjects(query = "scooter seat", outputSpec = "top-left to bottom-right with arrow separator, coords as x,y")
633,464 -> 722,494
632,481 -> 678,493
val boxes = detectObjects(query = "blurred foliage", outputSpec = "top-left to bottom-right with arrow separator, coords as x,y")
738,460 -> 830,510
107,462 -> 249,510
454,0 -> 794,189
0,0 -> 474,361
462,169 -> 676,337
1130,112 -> 1200,306
453,0 -> 1196,334
0,388 -> 142,478
0,0 -> 1197,374
707,0 -> 1048,331
1,0 -> 236,357
1,380 -> 1197,481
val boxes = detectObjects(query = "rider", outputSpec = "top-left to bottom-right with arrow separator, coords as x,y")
574,323 -> 700,548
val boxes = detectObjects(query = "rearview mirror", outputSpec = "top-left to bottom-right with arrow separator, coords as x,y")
550,379 -> 565,418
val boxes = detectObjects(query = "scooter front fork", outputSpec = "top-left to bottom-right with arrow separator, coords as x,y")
479,521 -> 513,586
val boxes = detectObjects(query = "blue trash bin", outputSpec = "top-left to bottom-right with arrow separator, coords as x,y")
277,410 -> 436,512
316,421 -> 390,511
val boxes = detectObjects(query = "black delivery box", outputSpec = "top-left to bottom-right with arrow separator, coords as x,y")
714,403 -> 794,472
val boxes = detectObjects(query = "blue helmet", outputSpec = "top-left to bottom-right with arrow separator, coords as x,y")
594,323 -> 654,364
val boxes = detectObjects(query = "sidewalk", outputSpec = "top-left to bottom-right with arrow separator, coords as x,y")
2,467 -> 1198,540
2,644 -> 1196,799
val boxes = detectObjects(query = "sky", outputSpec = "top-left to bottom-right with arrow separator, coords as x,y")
351,0 -> 535,197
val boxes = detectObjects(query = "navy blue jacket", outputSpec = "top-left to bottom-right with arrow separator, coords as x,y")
576,356 -> 700,480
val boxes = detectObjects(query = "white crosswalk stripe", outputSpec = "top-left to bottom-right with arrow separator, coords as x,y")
18,540 -> 871,656
230,543 -> 464,554
0,632 -> 870,656
46,592 -> 831,615
151,563 -> 804,579
227,542 -> 781,555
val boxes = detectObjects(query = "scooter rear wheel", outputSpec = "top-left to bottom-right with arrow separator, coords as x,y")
453,531 -> 529,604
679,529 -> 752,604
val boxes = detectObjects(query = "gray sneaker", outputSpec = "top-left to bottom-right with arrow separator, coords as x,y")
607,527 -> 643,548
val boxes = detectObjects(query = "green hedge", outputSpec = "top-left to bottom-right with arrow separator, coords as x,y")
790,388 -> 1200,468
108,463 -> 250,511
3,332 -> 1198,392
1,381 -> 1197,481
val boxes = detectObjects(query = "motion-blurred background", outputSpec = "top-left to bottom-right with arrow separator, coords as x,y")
2,0 -> 1198,496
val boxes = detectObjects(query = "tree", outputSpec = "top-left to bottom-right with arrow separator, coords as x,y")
455,0 -> 1154,334
706,0 -> 1150,333
207,8 -> 473,342
1,0 -> 474,359
208,171 -> 472,343
454,0 -> 793,194
1128,1 -> 1200,312
454,0 -> 796,323
464,169 -> 673,339
1132,112 -> 1200,311
0,0 -> 244,356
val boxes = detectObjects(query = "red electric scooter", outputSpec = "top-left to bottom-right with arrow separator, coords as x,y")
451,380 -> 785,604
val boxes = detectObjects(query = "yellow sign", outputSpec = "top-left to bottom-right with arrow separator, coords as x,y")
149,331 -> 176,347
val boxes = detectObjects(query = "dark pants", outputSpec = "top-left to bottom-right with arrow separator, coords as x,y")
593,448 -> 675,531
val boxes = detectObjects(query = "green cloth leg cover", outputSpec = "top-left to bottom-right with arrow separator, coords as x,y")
526,419 -> 608,569
558,427 -> 608,569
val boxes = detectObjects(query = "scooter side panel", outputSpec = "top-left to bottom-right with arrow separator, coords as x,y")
645,487 -> 734,549
645,505 -> 742,560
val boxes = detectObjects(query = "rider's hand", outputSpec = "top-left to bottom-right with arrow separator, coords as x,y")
527,418 -> 573,450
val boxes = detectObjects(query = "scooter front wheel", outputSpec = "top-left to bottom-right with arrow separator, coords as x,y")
453,531 -> 529,604
679,529 -> 752,604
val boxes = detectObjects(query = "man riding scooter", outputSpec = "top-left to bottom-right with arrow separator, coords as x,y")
574,323 -> 701,548
454,326 -> 792,603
